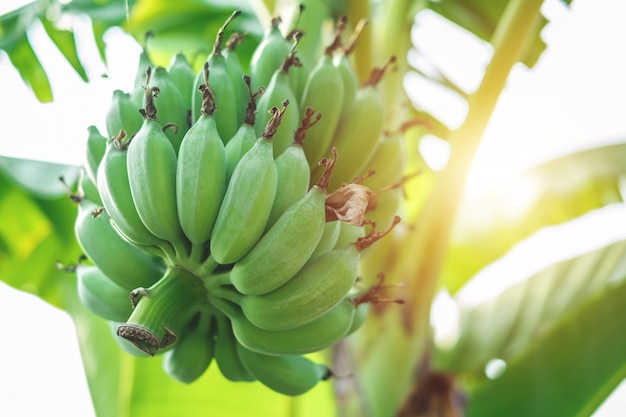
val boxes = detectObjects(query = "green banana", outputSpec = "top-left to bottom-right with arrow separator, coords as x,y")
333,221 -> 365,249
74,199 -> 165,290
145,66 -> 190,153
236,343 -> 331,396
239,216 -> 400,331
253,33 -> 302,158
223,75 -> 263,183
324,56 -> 396,191
265,107 -> 318,229
283,1 -> 331,100
214,312 -> 255,382
105,90 -> 143,140
176,63 -> 226,256
223,32 -> 250,128
162,310 -> 216,384
366,187 -> 403,230
214,297 -> 357,356
127,68 -> 189,259
334,18 -> 367,116
191,11 -> 241,140
300,30 -> 345,169
309,220 -> 340,260
132,32 -> 154,90
84,125 -> 107,185
118,267 -> 207,356
210,104 -> 286,265
361,129 -> 406,191
229,148 -> 336,296
345,301 -> 370,337
97,132 -> 170,254
75,264 -> 133,322
166,52 -> 195,114
78,168 -> 102,206
249,17 -> 292,93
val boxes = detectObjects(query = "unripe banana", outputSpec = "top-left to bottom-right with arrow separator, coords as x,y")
229,148 -> 336,295
176,64 -> 226,254
283,1 -> 330,100
309,220 -> 340,260
97,132 -> 169,252
117,267 -> 207,356
334,19 -> 367,116
75,264 -> 133,322
324,57 -> 396,191
345,301 -> 370,337
127,69 -> 189,259
239,216 -> 400,331
236,343 -> 331,396
145,66 -> 190,153
283,0 -> 329,77
249,17 -> 292,93
220,297 -> 356,356
366,187 -> 403,230
254,33 -> 302,158
360,129 -> 406,191
214,312 -> 255,382
333,221 -> 365,249
132,33 -> 154,90
223,32 -> 250,128
166,52 -> 195,113
300,34 -> 345,169
78,168 -> 102,206
105,90 -> 143,140
191,11 -> 241,140
74,199 -> 164,290
84,125 -> 107,185
210,104 -> 286,265
223,75 -> 263,182
162,310 -> 215,384
265,107 -> 319,230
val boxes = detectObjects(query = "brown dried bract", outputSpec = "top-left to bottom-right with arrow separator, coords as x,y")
325,183 -> 372,225
262,101 -> 288,140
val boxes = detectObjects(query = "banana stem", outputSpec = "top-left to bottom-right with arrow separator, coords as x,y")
195,253 -> 218,277
118,267 -> 207,355
207,295 -> 239,320
210,286 -> 242,306
203,271 -> 232,290
189,242 -> 208,266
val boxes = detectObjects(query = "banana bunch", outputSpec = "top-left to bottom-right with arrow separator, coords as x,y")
69,8 -> 406,395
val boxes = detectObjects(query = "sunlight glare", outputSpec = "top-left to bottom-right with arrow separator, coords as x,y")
419,134 -> 451,171
430,289 -> 460,350
484,359 -> 507,380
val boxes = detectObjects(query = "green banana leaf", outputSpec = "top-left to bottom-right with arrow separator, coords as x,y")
125,0 -> 262,70
1,0 -> 560,102
423,0 -> 572,69
465,263 -> 626,417
434,204 -> 626,375
0,157 -> 81,309
0,1 -> 88,102
442,139 -> 626,294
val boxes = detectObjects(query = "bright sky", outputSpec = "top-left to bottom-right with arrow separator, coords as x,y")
1,0 -> 626,416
